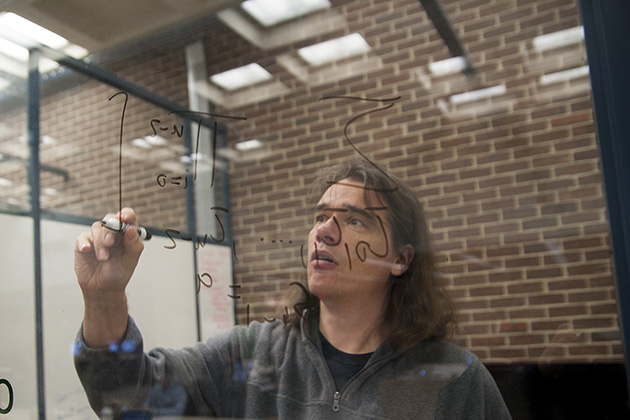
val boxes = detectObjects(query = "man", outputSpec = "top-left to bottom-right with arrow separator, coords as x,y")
74,159 -> 512,419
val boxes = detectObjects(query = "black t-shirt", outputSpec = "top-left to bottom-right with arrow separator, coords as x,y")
319,332 -> 374,392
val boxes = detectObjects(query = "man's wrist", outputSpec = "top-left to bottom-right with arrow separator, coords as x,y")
82,292 -> 129,348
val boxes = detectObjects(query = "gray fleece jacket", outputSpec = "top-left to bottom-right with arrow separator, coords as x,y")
74,311 -> 512,419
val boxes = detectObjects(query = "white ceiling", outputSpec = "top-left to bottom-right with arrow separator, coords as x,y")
1,0 -> 242,54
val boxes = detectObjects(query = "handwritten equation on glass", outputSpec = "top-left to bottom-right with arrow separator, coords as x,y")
109,92 -> 400,323
0,378 -> 13,415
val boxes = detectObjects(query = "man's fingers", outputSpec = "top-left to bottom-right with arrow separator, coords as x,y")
75,231 -> 93,253
119,207 -> 139,227
84,209 -> 141,263
92,215 -> 115,261
122,227 -> 144,270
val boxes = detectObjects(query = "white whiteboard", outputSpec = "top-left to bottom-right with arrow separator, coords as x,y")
0,213 -> 37,420
0,214 -> 233,419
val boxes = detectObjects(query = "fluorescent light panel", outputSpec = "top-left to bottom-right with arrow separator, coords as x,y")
63,44 -> 89,59
131,138 -> 152,149
131,135 -> 168,149
0,12 -> 68,49
145,135 -> 168,146
450,84 -> 506,105
210,63 -> 272,91
0,38 -> 29,61
39,57 -> 59,73
540,65 -> 589,85
429,56 -> 467,76
533,26 -> 584,52
235,139 -> 262,151
42,135 -> 57,145
0,12 -> 89,67
242,0 -> 331,27
298,33 -> 370,67
0,77 -> 10,91
0,56 -> 27,78
180,153 -> 204,163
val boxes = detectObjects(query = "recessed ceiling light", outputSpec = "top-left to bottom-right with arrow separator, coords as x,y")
429,56 -> 467,76
144,135 -> 168,146
540,65 -> 589,85
42,135 -> 57,145
0,77 -> 10,91
533,26 -> 584,52
450,85 -> 506,105
63,44 -> 89,59
0,12 -> 68,49
0,55 -> 27,78
179,153 -> 205,163
235,139 -> 262,151
298,33 -> 370,67
132,138 -> 152,149
242,0 -> 330,27
210,63 -> 272,91
0,178 -> 13,187
0,37 -> 29,61
39,57 -> 59,73
0,48 -> 59,74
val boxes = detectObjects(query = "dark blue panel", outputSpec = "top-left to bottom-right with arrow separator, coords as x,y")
581,0 -> 630,392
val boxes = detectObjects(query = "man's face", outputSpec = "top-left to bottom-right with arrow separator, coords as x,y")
307,179 -> 408,303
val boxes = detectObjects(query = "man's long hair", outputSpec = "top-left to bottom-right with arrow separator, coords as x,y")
286,158 -> 457,349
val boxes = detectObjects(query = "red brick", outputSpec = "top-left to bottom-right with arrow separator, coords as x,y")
509,334 -> 545,346
529,294 -> 566,305
490,348 -> 526,359
490,297 -> 526,308
5,0 -> 616,367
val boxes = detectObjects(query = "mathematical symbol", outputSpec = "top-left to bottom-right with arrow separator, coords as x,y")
196,272 -> 213,293
170,176 -> 187,189
228,284 -> 242,299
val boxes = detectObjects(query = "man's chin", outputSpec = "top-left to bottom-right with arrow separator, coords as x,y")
307,281 -> 332,301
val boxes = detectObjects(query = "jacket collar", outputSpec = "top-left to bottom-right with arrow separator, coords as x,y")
299,307 -> 398,361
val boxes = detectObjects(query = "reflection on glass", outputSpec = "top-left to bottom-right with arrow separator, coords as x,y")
0,80 -> 29,213
0,0 -> 628,418
144,366 -> 188,416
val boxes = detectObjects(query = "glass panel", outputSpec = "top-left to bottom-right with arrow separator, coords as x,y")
0,0 -> 627,418
0,214 -> 36,419
0,69 -> 36,419
0,77 -> 30,213
38,70 -> 190,231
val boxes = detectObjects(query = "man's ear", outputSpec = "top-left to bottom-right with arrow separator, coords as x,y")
391,244 -> 414,277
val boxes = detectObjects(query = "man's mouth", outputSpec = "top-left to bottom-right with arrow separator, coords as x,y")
311,249 -> 337,265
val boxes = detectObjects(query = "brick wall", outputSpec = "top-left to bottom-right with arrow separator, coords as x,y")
216,0 -> 622,364
0,45 -> 191,230
0,0 -> 622,364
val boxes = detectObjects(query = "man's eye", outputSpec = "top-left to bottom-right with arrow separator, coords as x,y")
315,215 -> 327,223
350,218 -> 363,227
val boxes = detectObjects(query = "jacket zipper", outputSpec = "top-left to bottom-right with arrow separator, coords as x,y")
328,354 -> 391,413
332,391 -> 341,412
302,311 -> 394,414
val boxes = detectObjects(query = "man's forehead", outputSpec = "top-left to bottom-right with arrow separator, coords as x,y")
316,180 -> 388,212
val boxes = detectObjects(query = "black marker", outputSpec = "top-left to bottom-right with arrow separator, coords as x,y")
101,217 -> 152,240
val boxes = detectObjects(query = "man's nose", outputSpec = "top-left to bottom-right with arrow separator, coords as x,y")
316,216 -> 341,246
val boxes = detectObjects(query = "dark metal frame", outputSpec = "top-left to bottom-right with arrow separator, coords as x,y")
418,0 -> 474,75
22,44 -> 233,419
28,47 -> 46,420
13,1 -> 630,416
581,0 -> 630,394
